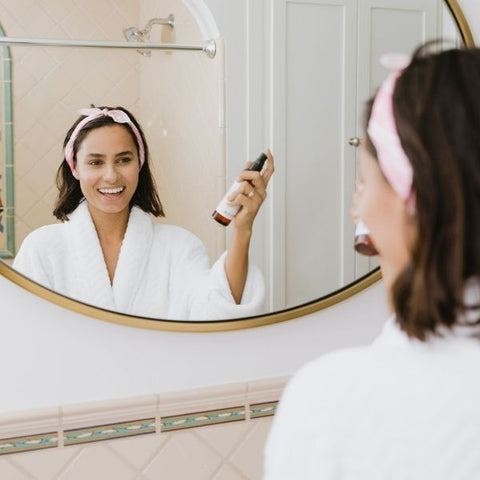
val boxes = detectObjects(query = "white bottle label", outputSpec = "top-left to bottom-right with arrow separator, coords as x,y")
355,219 -> 370,235
214,181 -> 242,219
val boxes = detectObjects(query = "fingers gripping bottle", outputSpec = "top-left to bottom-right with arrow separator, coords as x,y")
212,152 -> 267,226
354,220 -> 378,256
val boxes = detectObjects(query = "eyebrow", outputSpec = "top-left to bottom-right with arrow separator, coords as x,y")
116,150 -> 135,157
85,150 -> 135,158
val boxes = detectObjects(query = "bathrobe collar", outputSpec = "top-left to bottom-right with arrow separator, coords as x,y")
376,278 -> 480,350
66,201 -> 153,313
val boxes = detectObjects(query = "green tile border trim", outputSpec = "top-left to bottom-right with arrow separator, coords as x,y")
0,22 -> 14,258
250,401 -> 278,419
0,405 -> 273,456
161,406 -> 245,432
0,432 -> 58,455
0,391 -> 283,455
63,418 -> 155,446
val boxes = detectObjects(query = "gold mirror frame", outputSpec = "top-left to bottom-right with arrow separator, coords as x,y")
0,0 -> 473,332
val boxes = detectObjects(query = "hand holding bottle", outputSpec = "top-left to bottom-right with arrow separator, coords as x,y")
212,150 -> 274,231
218,150 -> 274,304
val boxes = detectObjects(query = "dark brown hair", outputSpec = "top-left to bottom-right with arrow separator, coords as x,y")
53,106 -> 164,221
365,43 -> 480,340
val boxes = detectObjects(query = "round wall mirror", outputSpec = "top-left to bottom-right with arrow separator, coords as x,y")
0,0 -> 473,331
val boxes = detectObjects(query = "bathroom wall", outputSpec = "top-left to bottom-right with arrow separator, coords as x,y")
0,271 -> 386,479
0,379 -> 284,479
139,0 -> 225,259
0,0 -> 223,260
0,418 -> 273,479
0,424 -> 271,480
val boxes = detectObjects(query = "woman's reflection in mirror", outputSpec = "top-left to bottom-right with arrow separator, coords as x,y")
13,106 -> 274,320
264,42 -> 480,479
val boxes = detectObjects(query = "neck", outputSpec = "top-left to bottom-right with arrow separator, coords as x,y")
378,256 -> 397,314
86,204 -> 131,284
87,204 -> 130,241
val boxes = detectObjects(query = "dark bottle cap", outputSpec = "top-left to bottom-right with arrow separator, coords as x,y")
354,235 -> 378,256
248,152 -> 268,172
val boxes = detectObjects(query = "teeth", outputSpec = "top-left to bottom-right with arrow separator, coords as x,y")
99,187 -> 124,194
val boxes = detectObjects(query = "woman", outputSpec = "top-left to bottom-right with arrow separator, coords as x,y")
14,106 -> 274,320
264,44 -> 480,479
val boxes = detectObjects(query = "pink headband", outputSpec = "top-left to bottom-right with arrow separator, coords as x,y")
64,108 -> 145,172
367,53 -> 415,207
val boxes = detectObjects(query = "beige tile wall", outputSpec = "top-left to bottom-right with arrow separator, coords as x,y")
138,0 -> 225,261
0,378 -> 288,479
0,418 -> 272,479
0,0 -> 224,260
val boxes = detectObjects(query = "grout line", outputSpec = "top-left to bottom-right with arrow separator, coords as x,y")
223,421 -> 259,478
58,405 -> 64,448
139,432 -> 173,475
5,455 -> 38,480
223,459 -> 251,480
191,416 -> 263,480
105,441 -> 142,475
53,446 -> 84,480
191,428 -> 228,478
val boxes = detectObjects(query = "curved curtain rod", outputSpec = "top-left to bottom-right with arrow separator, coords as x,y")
0,36 -> 216,58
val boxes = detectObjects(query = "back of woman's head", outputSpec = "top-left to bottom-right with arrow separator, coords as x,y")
367,44 -> 480,339
53,105 -> 164,221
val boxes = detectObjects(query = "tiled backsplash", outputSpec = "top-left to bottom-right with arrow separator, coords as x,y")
0,377 -> 287,479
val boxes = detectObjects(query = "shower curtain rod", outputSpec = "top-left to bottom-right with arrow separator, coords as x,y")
0,36 -> 216,58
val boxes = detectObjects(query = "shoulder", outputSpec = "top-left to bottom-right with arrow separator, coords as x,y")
14,223 -> 67,270
266,346 -> 372,468
128,208 -> 203,245
282,346 -> 372,408
151,222 -> 205,248
19,223 -> 66,251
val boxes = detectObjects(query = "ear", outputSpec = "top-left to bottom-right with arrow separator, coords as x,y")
71,165 -> 80,180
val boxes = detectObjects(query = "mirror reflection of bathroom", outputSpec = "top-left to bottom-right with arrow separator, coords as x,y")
0,1 -> 228,315
2,6 -> 222,263
0,0 -> 465,320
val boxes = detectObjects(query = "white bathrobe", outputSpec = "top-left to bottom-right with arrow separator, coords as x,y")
264,314 -> 480,479
13,202 -> 264,320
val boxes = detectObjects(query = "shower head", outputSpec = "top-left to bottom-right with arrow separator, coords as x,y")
123,27 -> 151,56
123,15 -> 175,57
124,27 -> 144,42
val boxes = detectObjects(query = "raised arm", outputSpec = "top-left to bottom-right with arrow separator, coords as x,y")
224,150 -> 274,303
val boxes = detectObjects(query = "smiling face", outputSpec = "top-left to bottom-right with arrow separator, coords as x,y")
72,124 -> 140,220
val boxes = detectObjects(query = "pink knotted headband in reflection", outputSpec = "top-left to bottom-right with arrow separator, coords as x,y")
64,108 -> 145,172
367,53 -> 415,208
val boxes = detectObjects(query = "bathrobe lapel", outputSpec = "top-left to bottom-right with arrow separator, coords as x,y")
66,202 -> 116,310
111,207 -> 153,313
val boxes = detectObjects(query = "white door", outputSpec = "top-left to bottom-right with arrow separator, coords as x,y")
268,0 -> 441,310
355,0 -> 440,276
270,0 -> 358,310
